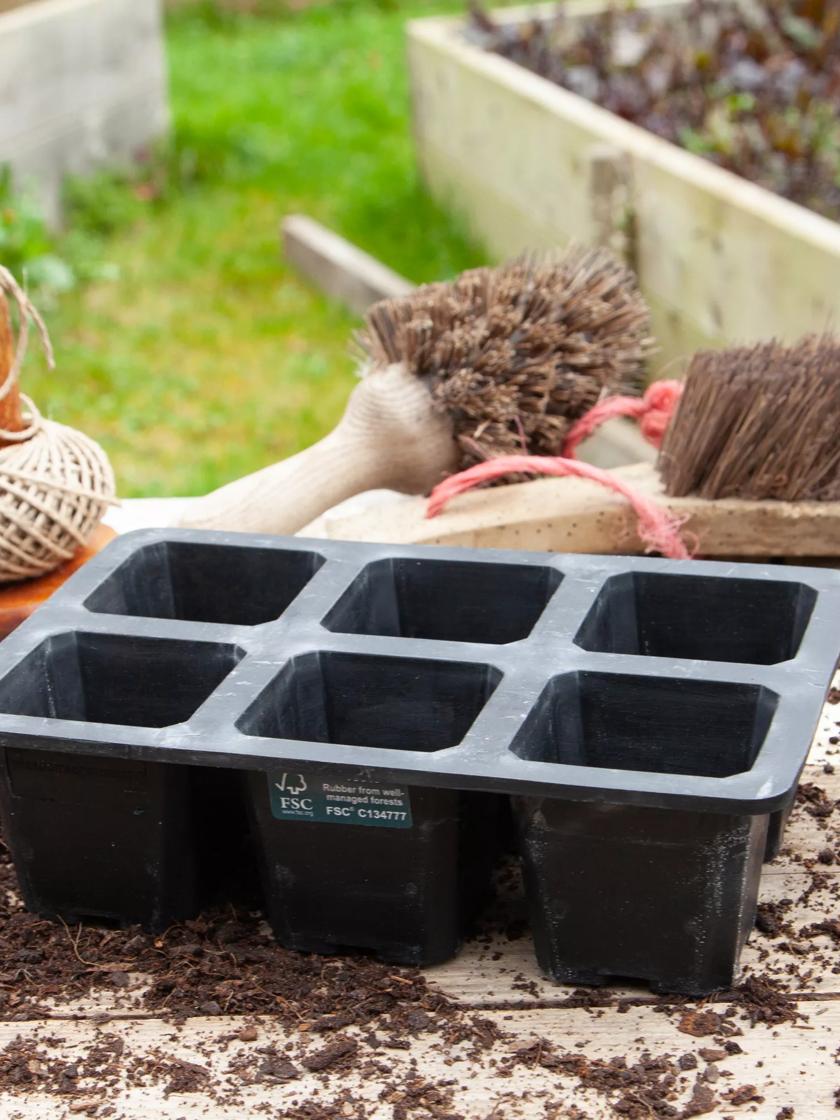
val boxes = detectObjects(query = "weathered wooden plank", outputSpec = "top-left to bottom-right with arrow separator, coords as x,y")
300,460 -> 840,555
810,699 -> 840,767
281,214 -> 414,316
0,0 -> 169,224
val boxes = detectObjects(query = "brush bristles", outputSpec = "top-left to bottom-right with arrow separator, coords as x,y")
659,337 -> 840,501
358,248 -> 652,466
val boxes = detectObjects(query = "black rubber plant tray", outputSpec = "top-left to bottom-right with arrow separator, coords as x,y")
0,530 -> 836,993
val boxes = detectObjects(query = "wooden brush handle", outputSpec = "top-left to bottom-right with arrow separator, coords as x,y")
178,429 -> 405,533
176,365 -> 458,534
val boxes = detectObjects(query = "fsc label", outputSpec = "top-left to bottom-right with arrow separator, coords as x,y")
269,772 -> 413,829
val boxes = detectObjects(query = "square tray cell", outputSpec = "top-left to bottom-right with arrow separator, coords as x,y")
323,557 -> 561,644
239,651 -> 501,752
512,671 -> 778,779
0,632 -> 242,728
575,571 -> 817,664
86,540 -> 324,626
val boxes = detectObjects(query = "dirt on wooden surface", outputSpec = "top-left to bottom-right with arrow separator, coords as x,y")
0,775 -> 836,1119
0,698 -> 837,1118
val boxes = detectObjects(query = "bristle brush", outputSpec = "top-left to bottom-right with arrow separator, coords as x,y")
176,248 -> 651,533
303,335 -> 840,559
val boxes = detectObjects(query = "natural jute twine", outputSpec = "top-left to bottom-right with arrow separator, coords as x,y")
0,267 -> 116,582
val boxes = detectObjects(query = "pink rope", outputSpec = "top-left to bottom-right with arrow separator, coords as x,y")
426,456 -> 692,558
426,383 -> 693,558
562,380 -> 683,458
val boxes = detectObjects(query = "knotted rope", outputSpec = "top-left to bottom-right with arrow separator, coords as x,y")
0,268 -> 116,582
562,380 -> 683,458
427,380 -> 692,559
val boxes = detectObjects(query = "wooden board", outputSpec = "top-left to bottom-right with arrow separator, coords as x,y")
281,214 -> 414,316
0,1001 -> 836,1119
302,462 -> 840,557
0,681 -> 836,1119
0,0 -> 169,224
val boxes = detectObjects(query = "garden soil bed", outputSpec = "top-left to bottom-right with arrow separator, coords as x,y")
0,678 -> 836,1118
472,0 -> 840,223
408,0 -> 840,367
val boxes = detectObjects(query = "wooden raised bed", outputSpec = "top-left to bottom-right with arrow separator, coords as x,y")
407,0 -> 840,365
0,0 -> 169,223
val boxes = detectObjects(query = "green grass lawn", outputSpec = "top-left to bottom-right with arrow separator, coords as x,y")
18,0 -> 484,497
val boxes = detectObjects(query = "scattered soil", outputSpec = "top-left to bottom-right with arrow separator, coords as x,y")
680,1082 -> 718,1117
227,1043 -> 299,1084
300,1037 -> 358,1073
676,1010 -> 724,1038
0,833 -> 448,1029
727,974 -> 803,1027
755,899 -> 796,938
696,1048 -> 727,1063
796,782 -> 837,819
800,917 -> 840,944
500,1037 -> 709,1118
724,1083 -> 764,1106
0,739 -> 835,1117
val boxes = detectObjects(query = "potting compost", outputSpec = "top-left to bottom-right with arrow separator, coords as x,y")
0,530 -> 836,997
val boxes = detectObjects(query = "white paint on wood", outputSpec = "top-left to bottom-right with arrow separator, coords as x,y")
0,0 -> 169,224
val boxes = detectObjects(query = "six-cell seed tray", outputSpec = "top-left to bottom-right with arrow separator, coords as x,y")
0,529 -> 837,996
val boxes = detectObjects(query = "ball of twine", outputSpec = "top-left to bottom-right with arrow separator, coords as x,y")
0,267 -> 115,583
